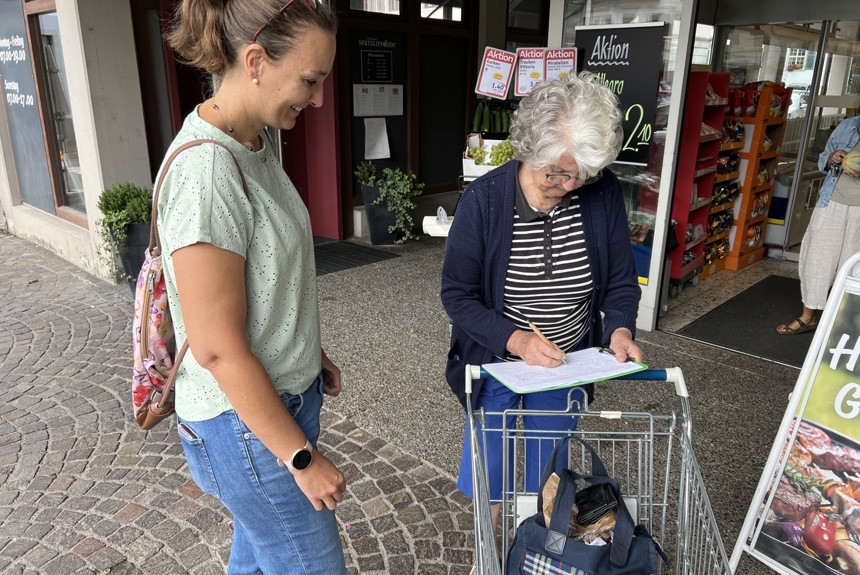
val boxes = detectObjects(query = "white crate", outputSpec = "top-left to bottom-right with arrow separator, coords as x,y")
462,132 -> 505,177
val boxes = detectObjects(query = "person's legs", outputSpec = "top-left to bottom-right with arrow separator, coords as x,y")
799,203 -> 847,309
521,386 -> 585,492
835,204 -> 860,272
178,376 -> 346,575
778,203 -> 848,334
457,378 -> 520,503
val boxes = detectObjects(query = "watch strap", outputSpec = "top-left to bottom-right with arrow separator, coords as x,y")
277,439 -> 313,471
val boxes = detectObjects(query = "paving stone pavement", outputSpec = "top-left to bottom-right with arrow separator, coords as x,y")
0,232 -> 475,574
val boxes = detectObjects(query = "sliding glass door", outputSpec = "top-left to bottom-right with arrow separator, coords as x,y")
716,21 -> 860,257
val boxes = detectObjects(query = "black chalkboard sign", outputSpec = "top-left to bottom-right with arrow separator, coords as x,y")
575,23 -> 664,166
0,0 -> 54,214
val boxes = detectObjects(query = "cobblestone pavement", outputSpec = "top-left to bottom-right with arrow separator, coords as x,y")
0,233 -> 475,574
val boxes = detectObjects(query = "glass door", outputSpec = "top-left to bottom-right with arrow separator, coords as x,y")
785,21 -> 860,251
716,21 -> 860,257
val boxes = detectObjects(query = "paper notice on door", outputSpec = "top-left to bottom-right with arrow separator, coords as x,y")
364,117 -> 390,160
482,347 -> 647,394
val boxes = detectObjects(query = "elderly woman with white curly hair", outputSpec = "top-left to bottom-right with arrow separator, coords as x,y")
441,71 -> 643,528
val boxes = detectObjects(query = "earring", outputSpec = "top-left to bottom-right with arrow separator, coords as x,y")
253,77 -> 259,85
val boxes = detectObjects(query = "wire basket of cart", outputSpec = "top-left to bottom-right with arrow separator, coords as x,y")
465,365 -> 734,575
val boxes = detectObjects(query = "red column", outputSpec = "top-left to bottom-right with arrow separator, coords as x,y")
288,74 -> 341,240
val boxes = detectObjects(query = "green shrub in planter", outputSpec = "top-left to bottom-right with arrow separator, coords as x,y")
354,161 -> 424,245
96,182 -> 153,284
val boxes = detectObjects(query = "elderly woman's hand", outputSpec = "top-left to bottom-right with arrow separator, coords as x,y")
607,328 -> 643,363
507,330 -> 567,368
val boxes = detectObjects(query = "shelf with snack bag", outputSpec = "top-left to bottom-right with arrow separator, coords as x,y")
700,237 -> 731,279
714,170 -> 740,183
667,71 -> 730,297
725,82 -> 792,125
723,82 -> 791,272
699,202 -> 733,280
720,140 -> 744,153
699,114 -> 745,280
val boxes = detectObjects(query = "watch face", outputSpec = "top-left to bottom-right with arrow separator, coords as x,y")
292,449 -> 313,470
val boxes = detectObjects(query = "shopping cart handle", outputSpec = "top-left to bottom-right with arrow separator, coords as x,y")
474,367 -> 665,380
614,369 -> 667,380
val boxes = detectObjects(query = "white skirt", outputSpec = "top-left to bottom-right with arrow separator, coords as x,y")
798,201 -> 860,309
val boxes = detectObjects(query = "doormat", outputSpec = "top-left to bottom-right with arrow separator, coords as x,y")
314,241 -> 398,276
675,275 -> 813,368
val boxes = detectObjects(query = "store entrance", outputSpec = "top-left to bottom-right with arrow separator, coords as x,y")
657,20 -> 859,366
713,21 -> 860,260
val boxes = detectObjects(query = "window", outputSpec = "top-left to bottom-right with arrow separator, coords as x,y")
22,0 -> 86,226
507,0 -> 543,30
692,24 -> 715,66
37,13 -> 83,213
421,1 -> 462,21
561,0 -> 684,289
506,0 -> 547,49
350,0 -> 401,15
787,48 -> 806,70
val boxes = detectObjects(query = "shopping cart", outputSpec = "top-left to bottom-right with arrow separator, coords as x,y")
465,365 -> 733,575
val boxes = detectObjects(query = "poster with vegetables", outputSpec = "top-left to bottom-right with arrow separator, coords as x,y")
750,287 -> 860,574
475,47 -> 516,100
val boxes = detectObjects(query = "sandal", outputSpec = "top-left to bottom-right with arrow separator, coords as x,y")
776,317 -> 817,335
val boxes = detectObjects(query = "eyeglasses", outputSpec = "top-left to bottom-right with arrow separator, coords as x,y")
544,170 -> 603,187
252,0 -> 318,44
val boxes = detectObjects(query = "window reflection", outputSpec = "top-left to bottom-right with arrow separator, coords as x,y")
350,0 -> 401,15
508,0 -> 542,30
38,13 -> 84,213
561,0 -> 686,286
421,1 -> 462,21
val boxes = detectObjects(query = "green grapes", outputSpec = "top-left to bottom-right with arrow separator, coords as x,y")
467,147 -> 487,165
488,139 -> 514,166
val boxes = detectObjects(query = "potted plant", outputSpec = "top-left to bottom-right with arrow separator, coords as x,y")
96,181 -> 153,291
354,161 -> 424,245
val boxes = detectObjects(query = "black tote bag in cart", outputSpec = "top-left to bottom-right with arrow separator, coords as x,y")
506,436 -> 666,575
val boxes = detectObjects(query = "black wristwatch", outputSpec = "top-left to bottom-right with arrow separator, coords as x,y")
282,440 -> 313,472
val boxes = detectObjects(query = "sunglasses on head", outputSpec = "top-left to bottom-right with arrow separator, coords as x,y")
252,0 -> 319,44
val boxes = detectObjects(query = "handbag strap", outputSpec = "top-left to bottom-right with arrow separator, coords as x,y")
149,138 -> 249,406
539,435 -> 638,567
149,138 -> 249,255
538,435 -> 609,498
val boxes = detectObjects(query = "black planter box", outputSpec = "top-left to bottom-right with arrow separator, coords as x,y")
119,222 -> 151,293
360,185 -> 399,245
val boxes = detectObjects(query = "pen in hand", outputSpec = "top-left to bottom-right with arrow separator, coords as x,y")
599,347 -> 634,364
528,322 -> 568,365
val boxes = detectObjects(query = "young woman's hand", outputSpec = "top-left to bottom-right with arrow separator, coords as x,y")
291,451 -> 347,511
321,349 -> 342,396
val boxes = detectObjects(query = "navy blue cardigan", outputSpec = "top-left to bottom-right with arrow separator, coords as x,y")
441,160 -> 641,409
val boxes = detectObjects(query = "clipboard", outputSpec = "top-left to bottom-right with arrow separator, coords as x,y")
481,347 -> 647,394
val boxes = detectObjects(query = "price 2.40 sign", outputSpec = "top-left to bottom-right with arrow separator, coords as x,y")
575,22 -> 664,166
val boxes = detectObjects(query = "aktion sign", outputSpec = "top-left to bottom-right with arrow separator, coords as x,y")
475,47 -> 516,100
514,48 -> 545,97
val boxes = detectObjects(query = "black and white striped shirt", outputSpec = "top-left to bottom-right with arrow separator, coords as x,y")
502,185 -> 593,360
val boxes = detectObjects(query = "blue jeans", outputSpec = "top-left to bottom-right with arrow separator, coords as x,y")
458,376 -> 585,501
177,376 -> 346,575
